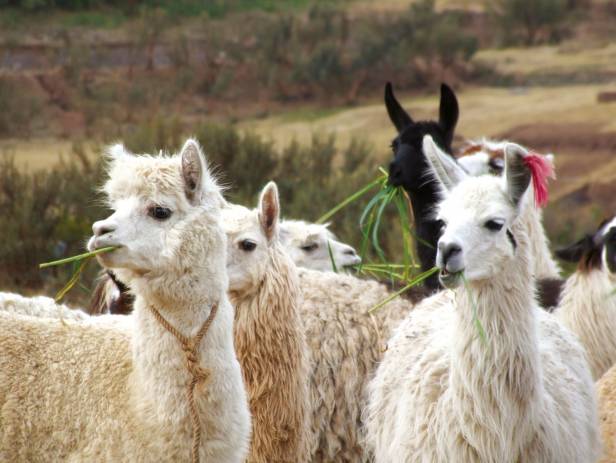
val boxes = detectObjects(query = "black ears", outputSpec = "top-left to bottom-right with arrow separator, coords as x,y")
555,236 -> 594,263
439,83 -> 459,147
384,82 -> 414,133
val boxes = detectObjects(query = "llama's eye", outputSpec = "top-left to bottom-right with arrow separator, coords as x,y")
390,139 -> 399,153
149,206 -> 172,221
301,243 -> 319,252
437,220 -> 446,235
239,239 -> 257,252
484,219 -> 504,232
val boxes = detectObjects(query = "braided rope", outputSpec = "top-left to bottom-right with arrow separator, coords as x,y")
148,302 -> 219,463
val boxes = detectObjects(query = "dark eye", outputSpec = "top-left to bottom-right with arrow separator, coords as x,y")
149,206 -> 172,221
485,219 -> 504,231
390,139 -> 399,153
301,243 -> 319,252
239,239 -> 257,252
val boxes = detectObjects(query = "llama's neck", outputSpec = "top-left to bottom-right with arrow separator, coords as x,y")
557,268 -> 616,379
127,231 -> 235,430
520,197 -> 561,280
449,220 -> 542,459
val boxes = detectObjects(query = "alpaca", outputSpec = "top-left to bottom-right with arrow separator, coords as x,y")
386,82 -> 459,290
0,140 -> 251,462
597,364 -> 616,462
554,216 -> 616,379
365,137 -> 600,462
222,182 -> 311,463
279,219 -> 361,272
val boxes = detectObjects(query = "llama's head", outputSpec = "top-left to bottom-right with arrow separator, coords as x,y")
87,139 -> 225,291
457,139 -> 555,177
279,220 -> 360,272
222,182 -> 283,296
423,135 -> 535,288
386,82 -> 459,192
556,217 -> 616,277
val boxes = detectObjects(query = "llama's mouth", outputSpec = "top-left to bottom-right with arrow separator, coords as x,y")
439,268 -> 463,288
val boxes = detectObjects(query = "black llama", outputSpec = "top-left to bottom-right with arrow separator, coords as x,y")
386,82 -> 459,290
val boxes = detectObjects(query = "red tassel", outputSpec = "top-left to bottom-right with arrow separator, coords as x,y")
523,153 -> 555,208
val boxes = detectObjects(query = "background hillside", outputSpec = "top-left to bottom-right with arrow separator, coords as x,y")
1,0 -> 616,302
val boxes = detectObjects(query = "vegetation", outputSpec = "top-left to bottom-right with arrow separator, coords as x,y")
0,123 -> 409,304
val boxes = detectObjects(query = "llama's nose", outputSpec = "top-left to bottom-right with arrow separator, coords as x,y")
439,242 -> 462,268
389,162 -> 402,186
93,220 -> 116,237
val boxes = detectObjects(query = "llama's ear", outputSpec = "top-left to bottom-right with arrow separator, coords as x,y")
438,83 -> 459,146
423,135 -> 466,193
555,235 -> 594,263
106,143 -> 130,163
503,143 -> 532,208
385,82 -> 413,133
258,181 -> 280,242
180,138 -> 206,204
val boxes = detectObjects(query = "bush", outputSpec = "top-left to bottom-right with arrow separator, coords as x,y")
1,124 -> 409,301
490,0 -> 570,45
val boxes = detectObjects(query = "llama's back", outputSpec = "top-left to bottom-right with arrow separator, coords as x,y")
0,292 -> 90,321
298,268 -> 424,462
0,312 -> 136,461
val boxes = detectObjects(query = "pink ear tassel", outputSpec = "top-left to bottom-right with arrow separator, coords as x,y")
523,153 -> 555,208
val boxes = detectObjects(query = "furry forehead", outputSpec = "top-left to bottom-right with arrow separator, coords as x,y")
221,204 -> 259,235
280,220 -> 334,241
102,144 -> 217,204
437,175 -> 514,221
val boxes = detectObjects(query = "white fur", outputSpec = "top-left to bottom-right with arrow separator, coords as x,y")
556,217 -> 616,380
0,140 -> 251,462
0,292 -> 90,321
365,139 -> 600,462
279,220 -> 360,272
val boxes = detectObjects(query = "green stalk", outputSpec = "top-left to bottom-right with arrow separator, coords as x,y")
39,246 -> 118,268
316,176 -> 384,224
367,267 -> 439,314
54,259 -> 88,302
327,240 -> 339,273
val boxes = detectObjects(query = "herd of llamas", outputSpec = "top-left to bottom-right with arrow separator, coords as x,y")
0,82 -> 615,462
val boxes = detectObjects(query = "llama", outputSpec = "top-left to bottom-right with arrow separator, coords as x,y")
554,216 -> 616,379
597,364 -> 616,462
279,219 -> 360,272
365,136 -> 600,462
0,140 -> 251,462
222,182 -> 311,463
386,81 -> 459,289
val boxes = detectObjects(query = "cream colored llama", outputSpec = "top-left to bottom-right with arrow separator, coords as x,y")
555,216 -> 616,379
223,182 -> 311,463
365,137 -> 600,462
597,364 -> 616,462
0,140 -> 251,462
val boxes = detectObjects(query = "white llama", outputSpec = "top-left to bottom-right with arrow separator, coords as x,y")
554,216 -> 616,379
0,140 -> 251,462
279,220 -> 361,272
365,136 -> 600,462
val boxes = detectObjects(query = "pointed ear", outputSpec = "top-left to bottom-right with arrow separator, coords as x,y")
555,235 -> 593,263
385,82 -> 413,133
106,143 -> 130,163
180,138 -> 206,205
423,135 -> 467,193
439,83 -> 459,147
258,181 -> 280,242
503,143 -> 532,208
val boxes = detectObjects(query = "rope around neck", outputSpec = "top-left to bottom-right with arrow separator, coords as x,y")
148,302 -> 219,463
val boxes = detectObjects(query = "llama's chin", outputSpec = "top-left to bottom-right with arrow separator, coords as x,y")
439,269 -> 462,288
